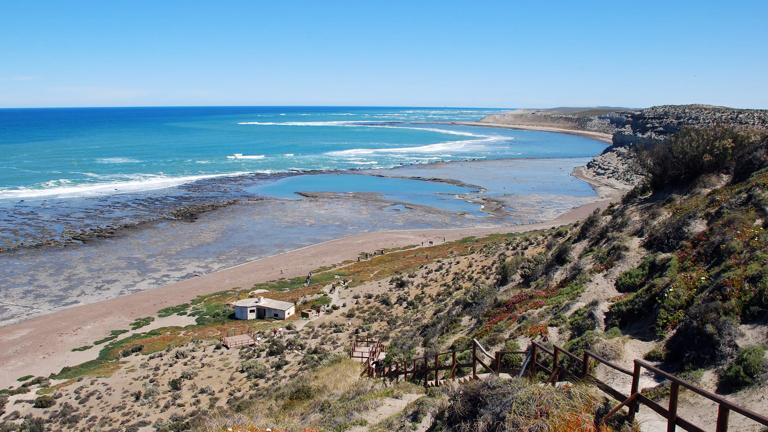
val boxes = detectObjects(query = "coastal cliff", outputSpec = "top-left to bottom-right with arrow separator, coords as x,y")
481,105 -> 768,188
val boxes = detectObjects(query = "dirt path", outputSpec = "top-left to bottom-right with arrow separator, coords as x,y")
348,393 -> 422,432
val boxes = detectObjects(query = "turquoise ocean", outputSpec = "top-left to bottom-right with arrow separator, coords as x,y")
0,106 -> 605,198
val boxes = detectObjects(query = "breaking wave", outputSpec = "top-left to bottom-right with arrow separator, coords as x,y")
227,154 -> 266,160
96,157 -> 142,164
0,172 -> 249,200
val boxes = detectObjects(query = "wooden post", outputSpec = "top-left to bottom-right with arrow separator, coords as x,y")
451,351 -> 457,380
667,382 -> 679,432
472,342 -> 478,379
412,359 -> 417,383
531,344 -> 538,377
628,361 -> 641,422
715,405 -> 730,432
581,351 -> 590,378
494,351 -> 501,374
551,347 -> 560,385
424,357 -> 429,387
434,353 -> 440,386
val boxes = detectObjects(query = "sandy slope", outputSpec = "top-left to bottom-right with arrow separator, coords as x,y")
0,168 -> 622,388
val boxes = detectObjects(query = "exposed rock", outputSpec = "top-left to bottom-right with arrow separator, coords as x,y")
584,146 -> 642,186
612,104 -> 768,148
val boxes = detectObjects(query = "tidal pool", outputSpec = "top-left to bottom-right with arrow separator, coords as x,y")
247,173 -> 484,215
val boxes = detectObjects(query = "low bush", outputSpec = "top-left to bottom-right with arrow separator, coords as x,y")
635,126 -> 765,191
240,360 -> 268,380
567,301 -> 599,338
432,376 -> 605,431
665,302 -> 739,368
718,345 -> 767,393
33,395 -> 56,409
615,258 -> 653,293
287,383 -> 315,401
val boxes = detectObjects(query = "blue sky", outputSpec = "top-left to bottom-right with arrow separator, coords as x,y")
1,1 -> 766,108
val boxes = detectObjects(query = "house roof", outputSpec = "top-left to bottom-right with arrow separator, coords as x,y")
232,297 -> 294,311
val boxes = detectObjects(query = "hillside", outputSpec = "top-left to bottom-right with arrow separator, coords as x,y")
2,108 -> 768,432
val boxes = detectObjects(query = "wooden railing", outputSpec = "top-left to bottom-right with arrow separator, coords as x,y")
353,337 -> 768,431
529,341 -> 768,432
359,339 -> 526,386
351,337 -> 383,377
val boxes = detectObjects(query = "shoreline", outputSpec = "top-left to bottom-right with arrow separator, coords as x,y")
447,121 -> 615,143
0,168 -> 622,387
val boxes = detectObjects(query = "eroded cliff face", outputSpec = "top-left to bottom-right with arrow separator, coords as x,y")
612,105 -> 768,147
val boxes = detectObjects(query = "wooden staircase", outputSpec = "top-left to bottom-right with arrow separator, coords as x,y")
349,337 -> 768,432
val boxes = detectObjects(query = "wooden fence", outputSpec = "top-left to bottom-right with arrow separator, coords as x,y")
527,341 -> 768,432
351,338 -> 768,432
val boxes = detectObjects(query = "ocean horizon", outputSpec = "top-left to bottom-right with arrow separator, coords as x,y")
0,106 -> 605,199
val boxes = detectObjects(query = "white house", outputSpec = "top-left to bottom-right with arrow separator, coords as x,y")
232,297 -> 295,320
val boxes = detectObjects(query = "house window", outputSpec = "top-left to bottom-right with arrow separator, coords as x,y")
249,308 -> 256,313
274,313 -> 279,318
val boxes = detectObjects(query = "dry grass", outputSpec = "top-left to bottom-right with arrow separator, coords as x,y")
198,357 -> 424,432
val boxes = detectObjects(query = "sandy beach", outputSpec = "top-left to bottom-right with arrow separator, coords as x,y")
449,121 -> 615,143
0,166 -> 622,388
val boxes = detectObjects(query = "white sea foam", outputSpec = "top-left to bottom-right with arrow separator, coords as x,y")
326,134 -> 504,157
227,153 -> 265,160
283,153 -> 295,157
96,157 -> 142,164
237,120 -> 504,142
0,172 -> 250,200
348,161 -> 379,165
237,120 -> 376,126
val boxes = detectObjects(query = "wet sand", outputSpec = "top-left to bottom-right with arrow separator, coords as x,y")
0,168 -> 622,388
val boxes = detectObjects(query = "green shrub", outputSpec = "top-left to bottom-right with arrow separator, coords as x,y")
567,301 -> 599,338
157,303 -> 190,317
519,253 -> 547,286
287,383 -> 315,401
240,360 -> 268,379
718,345 -> 766,393
732,133 -> 768,182
168,377 -> 183,391
120,344 -> 144,357
130,316 -> 155,330
33,395 -> 56,408
576,210 -> 602,241
643,346 -> 666,362
500,340 -> 523,371
665,302 -> 739,368
635,126 -> 760,190
71,345 -> 92,352
615,259 -> 651,293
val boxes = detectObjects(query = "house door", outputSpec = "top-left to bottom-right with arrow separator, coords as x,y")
256,308 -> 266,319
